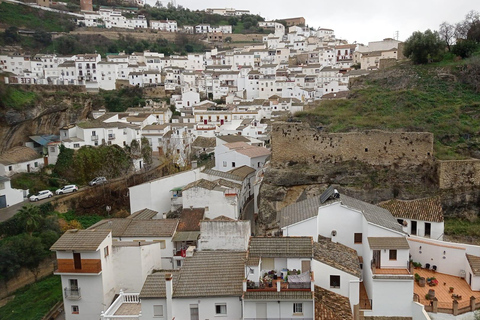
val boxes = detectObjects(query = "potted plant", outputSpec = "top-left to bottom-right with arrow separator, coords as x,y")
449,287 -> 454,293
419,277 -> 426,287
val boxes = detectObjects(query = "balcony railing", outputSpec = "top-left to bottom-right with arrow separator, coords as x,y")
64,287 -> 81,300
108,134 -> 115,140
91,135 -> 99,141
101,291 -> 140,320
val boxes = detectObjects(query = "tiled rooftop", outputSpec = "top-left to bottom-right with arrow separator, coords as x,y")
50,229 -> 110,251
248,237 -> 313,258
173,251 -> 246,298
313,237 -> 361,278
378,196 -> 444,222
314,286 -> 352,320
89,218 -> 178,237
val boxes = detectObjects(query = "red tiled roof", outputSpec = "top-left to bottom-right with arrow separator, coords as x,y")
378,197 -> 444,222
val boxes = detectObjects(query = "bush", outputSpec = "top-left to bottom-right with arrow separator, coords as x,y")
403,29 -> 445,64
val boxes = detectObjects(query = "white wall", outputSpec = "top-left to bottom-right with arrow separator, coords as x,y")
141,298 -> 167,320
172,297 -> 242,320
370,279 -> 413,317
0,179 -> 25,206
311,259 -> 360,310
197,220 -> 250,251
408,237 -> 470,277
282,216 -> 317,239
62,274 -> 105,320
317,202 -> 365,255
112,243 -> 162,293
182,187 -> 238,220
129,168 -> 201,215
243,300 -> 314,319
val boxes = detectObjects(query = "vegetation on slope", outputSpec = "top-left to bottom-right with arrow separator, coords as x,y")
0,2 -> 76,32
0,275 -> 62,320
296,56 -> 480,160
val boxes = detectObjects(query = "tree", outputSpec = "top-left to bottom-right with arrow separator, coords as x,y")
467,21 -> 480,42
141,137 -> 153,170
452,39 -> 478,58
403,29 -> 444,64
17,205 -> 42,236
439,22 -> 455,51
225,36 -> 232,43
3,27 -> 21,45
455,10 -> 480,39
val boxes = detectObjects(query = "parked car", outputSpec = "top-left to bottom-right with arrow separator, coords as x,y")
55,185 -> 78,195
29,190 -> 53,202
89,177 -> 107,186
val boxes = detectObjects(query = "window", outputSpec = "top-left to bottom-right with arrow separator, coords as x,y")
0,182 -> 4,190
215,303 -> 227,315
190,305 -> 199,320
8,166 -> 12,171
389,249 -> 397,260
153,305 -> 164,317
34,162 -> 38,168
293,302 -> 303,314
223,161 -> 227,167
72,305 -> 79,314
354,233 -> 362,244
104,246 -> 109,257
176,259 -> 182,267
50,147 -> 56,153
232,162 -> 236,168
73,143 -> 80,148
330,275 -> 340,288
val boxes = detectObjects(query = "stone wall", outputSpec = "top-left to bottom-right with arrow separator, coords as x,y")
271,122 -> 434,167
438,160 -> 480,189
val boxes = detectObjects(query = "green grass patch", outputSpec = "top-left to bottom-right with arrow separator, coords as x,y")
59,211 -> 104,229
297,62 -> 480,160
0,86 -> 38,110
0,275 -> 62,320
444,217 -> 480,237
0,2 -> 76,32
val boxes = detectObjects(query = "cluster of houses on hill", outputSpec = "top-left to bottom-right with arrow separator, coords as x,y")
1,26 -> 402,98
50,171 -> 480,320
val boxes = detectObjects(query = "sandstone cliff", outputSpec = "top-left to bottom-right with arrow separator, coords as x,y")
0,85 -> 94,152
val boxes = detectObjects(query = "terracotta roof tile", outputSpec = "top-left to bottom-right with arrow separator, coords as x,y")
173,251 -> 246,297
0,146 -> 41,165
177,208 -> 205,232
139,271 -> 179,298
367,237 -> 410,250
248,237 -> 313,258
313,238 -> 361,278
50,229 -> 110,251
89,219 -> 178,237
467,254 -> 480,276
378,197 -> 444,222
314,286 -> 352,320
128,208 -> 158,220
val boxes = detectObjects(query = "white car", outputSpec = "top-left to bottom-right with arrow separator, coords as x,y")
29,190 -> 53,202
89,177 -> 107,186
55,185 -> 78,195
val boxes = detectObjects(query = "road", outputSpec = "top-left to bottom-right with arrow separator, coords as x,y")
0,197 -> 52,222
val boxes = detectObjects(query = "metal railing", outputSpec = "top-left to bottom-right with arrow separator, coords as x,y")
64,287 -> 81,300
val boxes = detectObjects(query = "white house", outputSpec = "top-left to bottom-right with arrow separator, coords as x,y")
0,146 -> 43,177
150,20 -> 178,32
379,197 -> 444,240
181,178 -> 241,220
214,141 -> 271,172
0,176 -> 27,208
243,237 -> 315,320
280,188 -> 428,319
89,218 -> 179,270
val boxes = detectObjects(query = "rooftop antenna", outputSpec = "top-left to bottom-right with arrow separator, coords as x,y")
394,31 -> 399,40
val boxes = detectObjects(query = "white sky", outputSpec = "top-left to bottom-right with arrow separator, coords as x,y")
175,0 -> 477,44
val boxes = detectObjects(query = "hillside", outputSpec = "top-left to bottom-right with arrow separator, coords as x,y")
297,57 -> 480,160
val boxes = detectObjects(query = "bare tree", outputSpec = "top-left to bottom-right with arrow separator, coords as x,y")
455,10 -> 480,39
439,22 -> 455,51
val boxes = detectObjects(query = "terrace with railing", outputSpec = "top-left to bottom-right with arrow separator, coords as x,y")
100,290 -> 141,320
245,270 -> 314,293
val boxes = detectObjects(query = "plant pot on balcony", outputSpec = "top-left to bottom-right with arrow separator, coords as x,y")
419,277 -> 426,287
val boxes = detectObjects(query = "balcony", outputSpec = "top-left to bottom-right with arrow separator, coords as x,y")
108,134 -> 115,140
101,291 -> 140,320
64,287 -> 81,300
56,259 -> 102,274
91,135 -> 99,141
246,271 -> 314,293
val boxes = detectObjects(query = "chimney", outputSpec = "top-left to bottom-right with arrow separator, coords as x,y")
165,273 -> 173,320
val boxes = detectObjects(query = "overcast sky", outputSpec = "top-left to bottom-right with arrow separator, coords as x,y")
175,0 -> 476,44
